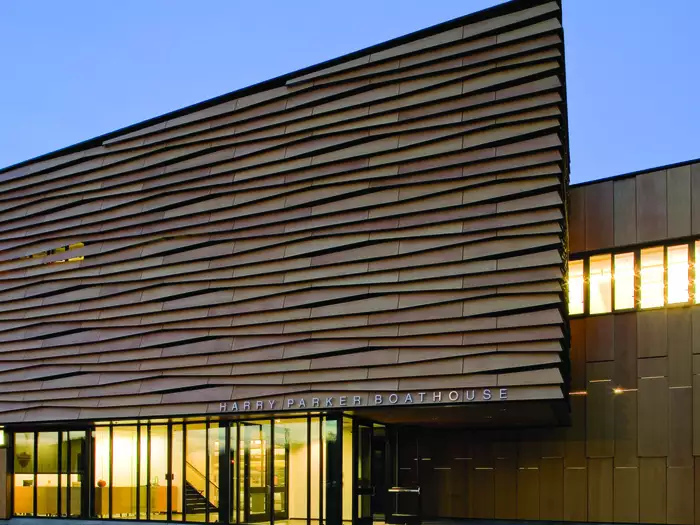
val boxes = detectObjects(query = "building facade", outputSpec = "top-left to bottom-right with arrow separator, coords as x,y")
0,0 -> 697,523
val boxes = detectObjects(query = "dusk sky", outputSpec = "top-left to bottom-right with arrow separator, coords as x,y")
1,0 -> 698,183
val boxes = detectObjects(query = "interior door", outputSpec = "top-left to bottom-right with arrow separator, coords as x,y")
355,423 -> 373,525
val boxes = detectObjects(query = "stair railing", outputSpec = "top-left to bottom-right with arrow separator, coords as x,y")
185,460 -> 219,509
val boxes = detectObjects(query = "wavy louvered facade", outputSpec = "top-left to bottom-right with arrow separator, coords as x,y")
0,0 -> 568,426
9,0 -> 700,523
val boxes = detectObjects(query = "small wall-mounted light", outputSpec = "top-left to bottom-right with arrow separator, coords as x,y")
0,428 -> 5,448
613,387 -> 624,395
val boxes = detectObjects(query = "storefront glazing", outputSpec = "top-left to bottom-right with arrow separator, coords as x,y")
10,415 -> 386,525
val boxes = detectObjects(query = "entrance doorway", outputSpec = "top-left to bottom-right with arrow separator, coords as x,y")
239,422 -> 289,523
354,422 -> 386,525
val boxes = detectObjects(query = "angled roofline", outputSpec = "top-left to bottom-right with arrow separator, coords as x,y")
570,156 -> 700,189
1,0 -> 557,174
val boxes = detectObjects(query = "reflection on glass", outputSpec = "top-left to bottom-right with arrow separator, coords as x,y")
112,426 -> 137,519
342,418 -> 353,522
14,432 -> 35,516
696,242 -> 700,304
641,247 -> 665,308
356,425 -> 372,521
208,424 -> 221,523
614,252 -> 635,310
36,431 -> 59,516
667,244 -> 689,304
589,254 -> 612,313
186,423 -> 208,523
68,431 -> 85,518
310,418 -> 321,521
172,425 -> 184,521
568,260 -> 584,314
230,424 -> 238,524
277,419 -> 307,521
140,427 -> 148,520
240,422 -> 271,525
273,423 -> 288,519
94,427 -> 110,518
150,425 -> 169,521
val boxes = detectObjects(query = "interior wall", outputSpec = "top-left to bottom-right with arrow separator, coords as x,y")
406,308 -> 698,524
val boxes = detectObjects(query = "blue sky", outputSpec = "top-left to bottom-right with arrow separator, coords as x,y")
1,0 -> 698,183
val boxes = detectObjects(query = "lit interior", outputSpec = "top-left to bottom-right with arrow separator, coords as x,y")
614,252 -> 635,310
568,260 -> 584,315
640,247 -> 665,308
667,244 -> 689,304
589,254 -> 612,314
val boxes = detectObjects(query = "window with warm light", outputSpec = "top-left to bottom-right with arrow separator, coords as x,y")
697,241 -> 700,304
614,252 -> 635,310
589,254 -> 612,314
568,260 -> 584,315
640,247 -> 665,308
667,244 -> 689,304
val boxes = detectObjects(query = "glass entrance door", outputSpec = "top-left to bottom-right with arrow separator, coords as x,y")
241,422 -> 270,523
355,424 -> 373,525
239,421 -> 289,524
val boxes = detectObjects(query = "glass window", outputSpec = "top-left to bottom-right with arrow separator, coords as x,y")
614,252 -> 635,310
310,418 -> 321,522
36,431 -> 59,517
589,254 -> 612,314
697,241 -> 700,304
641,247 -> 665,308
150,425 -> 169,521
667,244 -> 689,304
140,427 -> 148,520
172,425 -> 184,522
94,427 -> 110,518
568,260 -> 584,315
185,423 -> 208,523
67,431 -> 85,518
278,419 -> 308,522
208,424 -> 221,523
14,432 -> 35,516
342,418 -> 353,523
112,426 -> 137,519
230,424 -> 238,524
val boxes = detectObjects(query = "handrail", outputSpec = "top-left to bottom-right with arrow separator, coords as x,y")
185,460 -> 219,491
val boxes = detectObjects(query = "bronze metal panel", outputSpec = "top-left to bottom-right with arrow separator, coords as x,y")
636,170 -> 668,242
614,177 -> 637,247
638,377 -> 669,457
585,181 -> 614,251
613,467 -> 639,523
667,165 -> 692,239
640,457 -> 667,524
588,457 -> 613,523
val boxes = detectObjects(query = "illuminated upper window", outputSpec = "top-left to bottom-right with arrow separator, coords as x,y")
568,260 -> 584,315
569,240 -> 695,316
640,247 -> 665,308
589,254 -> 612,314
667,245 -> 689,304
20,242 -> 85,264
696,242 -> 700,304
614,252 -> 635,310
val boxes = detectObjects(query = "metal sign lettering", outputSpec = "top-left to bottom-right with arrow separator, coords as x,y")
219,388 -> 508,412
